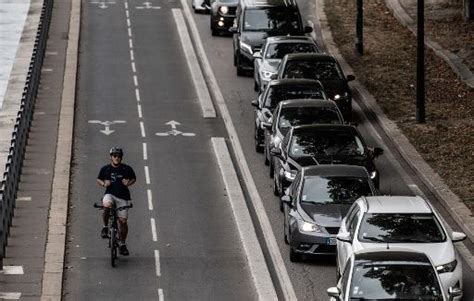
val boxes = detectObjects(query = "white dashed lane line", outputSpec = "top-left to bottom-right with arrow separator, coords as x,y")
135,88 -> 140,101
154,250 -> 161,276
133,75 -> 138,87
140,121 -> 146,137
130,49 -> 134,61
131,62 -> 136,73
150,218 -> 158,242
158,289 -> 164,301
147,189 -> 154,211
144,165 -> 150,184
137,104 -> 143,118
143,142 -> 148,160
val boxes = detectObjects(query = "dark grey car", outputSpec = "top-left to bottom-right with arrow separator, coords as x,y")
282,165 -> 377,262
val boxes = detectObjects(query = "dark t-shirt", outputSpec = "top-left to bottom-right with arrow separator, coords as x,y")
97,163 -> 136,200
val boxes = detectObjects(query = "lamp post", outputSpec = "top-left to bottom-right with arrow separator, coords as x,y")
356,0 -> 364,55
416,0 -> 426,123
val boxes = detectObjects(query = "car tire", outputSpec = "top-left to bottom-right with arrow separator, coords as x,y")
289,247 -> 300,262
279,198 -> 284,212
211,28 -> 218,36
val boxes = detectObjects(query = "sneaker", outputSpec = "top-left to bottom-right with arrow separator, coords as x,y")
119,244 -> 129,256
101,226 -> 109,239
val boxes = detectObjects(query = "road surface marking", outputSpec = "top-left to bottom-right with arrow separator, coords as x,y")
171,9 -> 216,118
43,68 -> 53,72
128,27 -> 132,37
126,18 -> 131,27
147,189 -> 153,210
150,218 -> 158,241
140,121 -> 146,137
88,120 -> 126,135
144,165 -> 150,184
154,250 -> 161,276
137,104 -> 143,118
128,38 -> 133,49
143,142 -> 148,160
135,88 -> 140,101
155,120 -> 196,137
46,51 -> 58,56
131,62 -> 136,73
0,266 -> 23,275
133,75 -> 138,87
17,196 -> 32,202
125,10 -> 129,18
158,289 -> 164,301
0,293 -> 21,299
124,1 -> 128,9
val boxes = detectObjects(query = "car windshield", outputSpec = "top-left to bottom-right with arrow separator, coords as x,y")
301,176 -> 372,204
278,107 -> 342,130
290,130 -> 365,157
265,43 -> 318,59
243,8 -> 301,33
264,86 -> 324,109
283,61 -> 343,80
350,262 -> 443,300
358,213 -> 446,243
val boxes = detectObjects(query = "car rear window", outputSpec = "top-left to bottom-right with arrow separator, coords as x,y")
243,8 -> 301,33
278,107 -> 342,129
264,86 -> 325,108
290,131 -> 365,157
266,43 -> 318,59
358,213 -> 446,243
301,176 -> 372,204
283,61 -> 343,81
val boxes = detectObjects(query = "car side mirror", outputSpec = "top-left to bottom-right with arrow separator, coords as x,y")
281,195 -> 293,207
270,74 -> 278,80
251,100 -> 258,108
373,147 -> 384,157
451,231 -> 466,242
327,287 -> 341,298
253,52 -> 262,59
337,232 -> 352,243
229,26 -> 238,34
347,74 -> 356,81
448,287 -> 462,301
304,26 -> 313,34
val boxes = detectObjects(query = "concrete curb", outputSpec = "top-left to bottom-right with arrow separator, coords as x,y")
40,0 -> 80,299
385,0 -> 474,88
315,0 -> 474,244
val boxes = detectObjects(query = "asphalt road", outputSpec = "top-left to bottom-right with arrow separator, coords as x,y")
63,1 -> 255,300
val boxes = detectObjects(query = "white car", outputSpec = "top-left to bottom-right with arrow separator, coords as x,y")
336,196 -> 466,300
328,248 -> 462,301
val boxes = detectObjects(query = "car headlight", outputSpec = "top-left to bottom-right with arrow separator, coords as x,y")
299,221 -> 323,233
436,259 -> 457,274
260,70 -> 276,80
370,171 -> 377,179
333,92 -> 349,102
284,170 -> 296,181
219,5 -> 229,14
239,41 -> 253,54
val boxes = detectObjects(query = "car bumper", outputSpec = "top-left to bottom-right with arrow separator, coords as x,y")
237,50 -> 255,70
290,231 -> 337,255
439,265 -> 463,300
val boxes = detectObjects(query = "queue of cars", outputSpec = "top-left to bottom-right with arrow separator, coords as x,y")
195,0 -> 467,299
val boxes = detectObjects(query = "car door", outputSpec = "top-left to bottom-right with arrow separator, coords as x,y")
337,203 -> 361,273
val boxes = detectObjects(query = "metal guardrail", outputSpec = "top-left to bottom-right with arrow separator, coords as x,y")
0,0 -> 53,269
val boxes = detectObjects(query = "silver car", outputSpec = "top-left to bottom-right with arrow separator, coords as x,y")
336,196 -> 466,300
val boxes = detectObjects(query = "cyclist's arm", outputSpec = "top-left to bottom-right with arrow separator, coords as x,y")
97,179 -> 110,187
122,178 -> 136,187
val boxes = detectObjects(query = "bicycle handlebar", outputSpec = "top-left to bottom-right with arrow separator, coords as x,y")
93,202 -> 133,210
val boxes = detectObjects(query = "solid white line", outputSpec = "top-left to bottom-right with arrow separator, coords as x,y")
143,142 -> 148,160
129,38 -> 133,49
171,9 -> 216,118
140,121 -> 146,137
130,49 -> 134,61
150,218 -> 158,241
158,289 -> 164,301
133,75 -> 138,87
128,27 -> 132,37
137,104 -> 143,118
147,189 -> 153,210
154,250 -> 161,276
144,165 -> 150,184
126,18 -> 131,27
135,88 -> 140,101
211,138 -> 278,300
131,62 -> 136,73
180,1 -> 287,299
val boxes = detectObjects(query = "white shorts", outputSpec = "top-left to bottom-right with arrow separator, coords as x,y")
102,194 -> 130,219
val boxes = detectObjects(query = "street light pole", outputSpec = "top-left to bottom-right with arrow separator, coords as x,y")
416,0 -> 426,123
356,0 -> 364,55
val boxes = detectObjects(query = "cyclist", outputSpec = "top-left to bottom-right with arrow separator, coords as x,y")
96,147 -> 136,256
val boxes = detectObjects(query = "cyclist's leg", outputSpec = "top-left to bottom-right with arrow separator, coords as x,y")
102,194 -> 114,227
114,197 -> 129,242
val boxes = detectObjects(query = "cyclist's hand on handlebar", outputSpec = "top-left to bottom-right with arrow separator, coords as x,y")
122,179 -> 131,186
103,180 -> 111,187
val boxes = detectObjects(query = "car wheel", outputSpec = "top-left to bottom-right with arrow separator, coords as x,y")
236,55 -> 245,76
289,247 -> 300,262
211,28 -> 218,36
254,127 -> 263,153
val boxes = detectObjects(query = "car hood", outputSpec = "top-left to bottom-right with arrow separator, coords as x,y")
300,203 -> 351,227
261,59 -> 281,73
354,241 -> 455,266
319,80 -> 349,99
241,32 -> 268,49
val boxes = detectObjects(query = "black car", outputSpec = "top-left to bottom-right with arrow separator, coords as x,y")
263,99 -> 344,177
253,36 -> 320,92
271,124 -> 383,196
210,0 -> 238,36
230,0 -> 312,76
276,53 -> 355,120
251,79 -> 327,153
282,165 -> 377,261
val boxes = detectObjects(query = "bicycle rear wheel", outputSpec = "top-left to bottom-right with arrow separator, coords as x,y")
110,227 -> 117,267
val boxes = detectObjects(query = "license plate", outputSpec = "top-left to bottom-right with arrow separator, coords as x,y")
327,237 -> 337,245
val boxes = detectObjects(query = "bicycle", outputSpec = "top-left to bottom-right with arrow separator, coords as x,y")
94,202 -> 133,267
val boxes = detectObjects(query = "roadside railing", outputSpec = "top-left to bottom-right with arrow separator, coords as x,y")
0,0 -> 53,269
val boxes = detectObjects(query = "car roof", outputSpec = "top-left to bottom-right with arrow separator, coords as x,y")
266,36 -> 314,43
241,0 -> 297,7
364,196 -> 432,214
280,99 -> 335,108
268,78 -> 324,87
354,248 -> 431,264
302,165 -> 369,178
285,53 -> 335,62
292,124 -> 355,133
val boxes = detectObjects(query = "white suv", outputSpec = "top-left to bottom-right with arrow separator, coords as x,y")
336,196 -> 466,300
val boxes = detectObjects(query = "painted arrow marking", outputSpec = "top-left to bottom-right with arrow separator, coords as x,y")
90,0 -> 116,9
88,120 -> 126,136
136,1 -> 161,9
156,120 -> 195,137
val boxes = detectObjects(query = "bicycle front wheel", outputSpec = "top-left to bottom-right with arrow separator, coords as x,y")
110,227 -> 117,267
